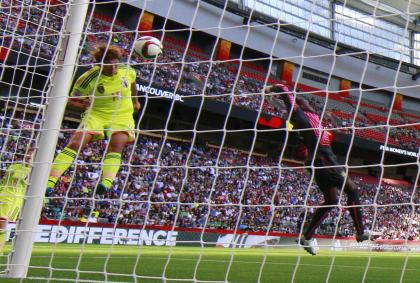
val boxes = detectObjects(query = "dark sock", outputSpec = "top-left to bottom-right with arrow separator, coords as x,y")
304,206 -> 332,239
347,190 -> 365,235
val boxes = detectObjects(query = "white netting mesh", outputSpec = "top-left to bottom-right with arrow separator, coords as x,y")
0,0 -> 419,282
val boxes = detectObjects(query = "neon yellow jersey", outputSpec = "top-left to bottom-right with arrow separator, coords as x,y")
0,163 -> 31,196
71,65 -> 137,115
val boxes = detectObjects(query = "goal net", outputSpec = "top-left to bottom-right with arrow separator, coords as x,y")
0,0 -> 419,282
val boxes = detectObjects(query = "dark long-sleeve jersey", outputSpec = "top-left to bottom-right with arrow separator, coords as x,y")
271,84 -> 331,157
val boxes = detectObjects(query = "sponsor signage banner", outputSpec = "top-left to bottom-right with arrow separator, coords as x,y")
379,145 -> 419,158
217,39 -> 231,61
7,223 -> 420,252
138,11 -> 154,32
7,223 -> 179,246
137,83 -> 184,102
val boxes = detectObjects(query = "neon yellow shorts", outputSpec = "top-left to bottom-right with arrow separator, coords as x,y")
79,111 -> 135,142
0,189 -> 24,221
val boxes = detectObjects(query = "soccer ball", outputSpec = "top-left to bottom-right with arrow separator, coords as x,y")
133,36 -> 163,60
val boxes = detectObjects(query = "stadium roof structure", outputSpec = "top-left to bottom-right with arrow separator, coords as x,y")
346,0 -> 420,80
347,0 -> 420,32
202,0 -> 420,81
375,0 -> 420,14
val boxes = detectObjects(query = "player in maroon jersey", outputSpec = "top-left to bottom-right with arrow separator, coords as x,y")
265,83 -> 370,255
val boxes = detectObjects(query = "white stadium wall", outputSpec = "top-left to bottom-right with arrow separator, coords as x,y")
293,68 -> 341,91
403,98 -> 420,112
132,0 -> 419,99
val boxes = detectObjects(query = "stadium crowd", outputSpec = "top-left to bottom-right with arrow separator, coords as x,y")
2,110 -> 417,241
1,0 -> 419,150
40,125 -> 420,241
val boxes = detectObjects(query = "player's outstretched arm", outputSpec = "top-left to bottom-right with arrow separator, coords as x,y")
68,95 -> 91,110
264,83 -> 295,113
67,68 -> 97,111
265,84 -> 320,117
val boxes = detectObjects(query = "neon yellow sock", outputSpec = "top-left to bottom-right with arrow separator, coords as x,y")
50,147 -> 77,180
0,230 -> 6,254
101,178 -> 114,189
101,152 -> 121,188
47,176 -> 58,189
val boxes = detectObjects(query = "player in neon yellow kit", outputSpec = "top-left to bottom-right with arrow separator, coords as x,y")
46,44 -> 141,195
0,152 -> 33,253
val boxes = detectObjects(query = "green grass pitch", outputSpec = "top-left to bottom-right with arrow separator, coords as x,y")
1,244 -> 419,282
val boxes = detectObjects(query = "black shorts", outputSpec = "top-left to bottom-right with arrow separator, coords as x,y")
313,146 -> 346,192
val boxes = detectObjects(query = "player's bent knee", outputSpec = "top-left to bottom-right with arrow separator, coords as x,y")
108,132 -> 129,151
68,132 -> 92,150
67,140 -> 83,151
344,180 -> 357,192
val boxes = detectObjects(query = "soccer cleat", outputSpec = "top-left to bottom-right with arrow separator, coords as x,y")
356,232 -> 369,242
356,230 -> 381,242
44,187 -> 54,204
299,235 -> 317,255
45,187 -> 53,196
95,183 -> 108,195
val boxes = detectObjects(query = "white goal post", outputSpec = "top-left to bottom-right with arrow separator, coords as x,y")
7,0 -> 89,278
